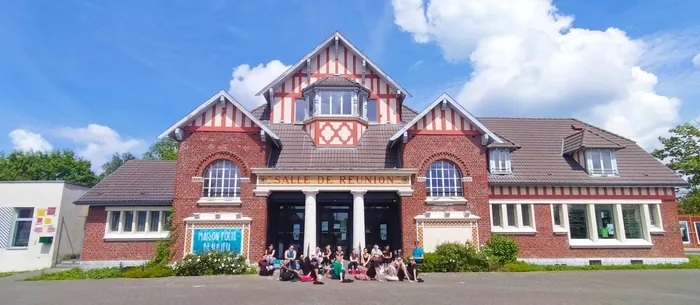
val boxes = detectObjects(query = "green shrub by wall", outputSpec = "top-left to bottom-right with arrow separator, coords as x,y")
173,251 -> 250,276
122,265 -> 175,278
418,242 -> 490,272
484,235 -> 519,266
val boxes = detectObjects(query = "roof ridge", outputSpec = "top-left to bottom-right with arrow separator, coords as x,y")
570,118 -> 634,143
477,116 -> 576,120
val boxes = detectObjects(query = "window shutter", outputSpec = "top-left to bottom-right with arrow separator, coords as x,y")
0,207 -> 14,249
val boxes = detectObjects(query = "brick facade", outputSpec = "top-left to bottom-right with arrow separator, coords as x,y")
171,131 -> 269,262
512,200 -> 685,258
81,206 -> 158,261
401,134 -> 491,252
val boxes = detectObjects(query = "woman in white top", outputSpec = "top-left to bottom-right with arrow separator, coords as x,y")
371,244 -> 382,256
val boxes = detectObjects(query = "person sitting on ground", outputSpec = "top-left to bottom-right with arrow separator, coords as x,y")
394,257 -> 413,282
412,241 -> 424,264
361,248 -> 371,267
315,247 -> 324,265
348,249 -> 360,272
371,244 -> 382,256
330,258 -> 353,282
366,253 -> 384,282
397,249 -> 403,261
353,265 -> 371,281
283,246 -> 296,268
279,259 -> 300,282
334,246 -> 344,262
407,256 -> 422,282
383,262 -> 399,282
258,254 -> 274,276
382,245 -> 393,269
265,244 -> 276,265
323,245 -> 332,267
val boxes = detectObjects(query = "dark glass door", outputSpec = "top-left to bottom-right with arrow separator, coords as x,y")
319,205 -> 351,257
267,192 -> 305,258
364,192 -> 401,253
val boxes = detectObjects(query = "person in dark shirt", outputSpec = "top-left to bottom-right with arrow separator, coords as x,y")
382,245 -> 393,269
258,254 -> 274,276
407,256 -> 420,282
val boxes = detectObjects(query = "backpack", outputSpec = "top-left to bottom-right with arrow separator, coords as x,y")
280,270 -> 297,281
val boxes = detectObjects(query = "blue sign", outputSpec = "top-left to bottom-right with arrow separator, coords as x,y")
191,228 -> 242,255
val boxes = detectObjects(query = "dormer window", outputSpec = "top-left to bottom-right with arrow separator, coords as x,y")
489,149 -> 512,174
586,149 -> 618,176
319,90 -> 355,115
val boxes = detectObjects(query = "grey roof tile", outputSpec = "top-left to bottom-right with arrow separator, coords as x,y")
74,160 -> 176,205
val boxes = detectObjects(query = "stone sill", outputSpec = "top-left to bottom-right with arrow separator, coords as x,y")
104,232 -> 170,241
569,239 -> 652,249
492,227 -> 536,235
197,198 -> 242,206
425,197 -> 467,205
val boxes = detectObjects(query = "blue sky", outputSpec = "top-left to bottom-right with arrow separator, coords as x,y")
1,0 -> 699,172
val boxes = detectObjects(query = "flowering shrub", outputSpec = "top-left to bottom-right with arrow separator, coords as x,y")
173,251 -> 250,276
418,242 -> 490,272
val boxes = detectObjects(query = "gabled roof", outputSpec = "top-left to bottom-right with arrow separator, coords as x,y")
158,90 -> 281,145
255,31 -> 411,97
561,128 -> 625,154
389,93 -> 502,143
309,76 -> 361,88
74,160 -> 176,206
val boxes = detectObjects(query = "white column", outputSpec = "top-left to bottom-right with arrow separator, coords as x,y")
352,190 -> 367,253
303,190 -> 318,256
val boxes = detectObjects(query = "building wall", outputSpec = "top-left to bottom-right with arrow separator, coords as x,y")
172,131 -> 268,261
0,182 -> 88,272
400,134 -> 491,252
269,43 -> 401,124
408,105 -> 478,133
56,184 -> 90,261
81,206 -> 158,262
678,214 -> 700,248
510,200 -> 685,259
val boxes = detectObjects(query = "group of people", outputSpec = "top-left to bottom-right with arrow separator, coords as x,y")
258,243 -> 424,284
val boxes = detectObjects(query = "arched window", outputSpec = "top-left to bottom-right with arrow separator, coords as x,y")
202,160 -> 242,198
426,160 -> 463,197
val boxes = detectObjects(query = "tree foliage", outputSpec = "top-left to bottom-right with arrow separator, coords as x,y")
0,150 -> 99,186
142,138 -> 178,161
99,152 -> 136,180
652,122 -> 700,214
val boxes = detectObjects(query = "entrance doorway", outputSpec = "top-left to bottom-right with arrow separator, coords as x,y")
266,192 -> 305,258
364,192 -> 401,253
317,192 -> 353,258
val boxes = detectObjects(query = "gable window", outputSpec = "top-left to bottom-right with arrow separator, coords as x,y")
11,208 -> 33,248
294,99 -> 307,123
586,149 -> 617,176
489,149 -> 511,174
426,160 -> 463,197
202,160 -> 241,198
319,90 -> 354,115
105,207 -> 171,240
491,203 -> 535,234
647,204 -> 663,233
366,99 -> 378,123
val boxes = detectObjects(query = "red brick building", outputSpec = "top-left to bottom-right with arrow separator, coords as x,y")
75,32 -> 689,268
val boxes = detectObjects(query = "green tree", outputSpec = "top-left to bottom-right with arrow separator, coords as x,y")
0,150 -> 99,186
652,122 -> 700,213
99,152 -> 136,180
142,138 -> 178,160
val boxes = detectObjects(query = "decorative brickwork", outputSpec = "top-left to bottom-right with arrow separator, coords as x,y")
401,134 -> 490,253
81,206 -> 158,261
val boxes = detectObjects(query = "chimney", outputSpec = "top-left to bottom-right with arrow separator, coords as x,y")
571,124 -> 585,131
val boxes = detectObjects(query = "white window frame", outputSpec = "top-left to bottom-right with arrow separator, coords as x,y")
490,203 -> 536,234
319,89 -> 355,116
493,199 -> 660,248
198,160 -> 243,205
550,204 -> 569,234
680,221 -> 691,244
694,222 -> 700,246
489,149 -> 512,174
425,160 -> 464,198
104,207 -> 171,241
647,204 -> 664,233
585,149 -> 618,176
9,207 -> 34,248
365,98 -> 378,123
294,98 -> 307,123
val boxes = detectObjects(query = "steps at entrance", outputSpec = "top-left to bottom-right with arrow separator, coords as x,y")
55,260 -> 81,269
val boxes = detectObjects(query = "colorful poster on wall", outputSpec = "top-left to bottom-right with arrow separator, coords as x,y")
47,207 -> 56,216
37,218 -> 43,225
34,227 -> 43,233
37,209 -> 46,217
44,218 -> 53,226
380,224 -> 387,241
47,226 -> 56,233
191,228 -> 242,255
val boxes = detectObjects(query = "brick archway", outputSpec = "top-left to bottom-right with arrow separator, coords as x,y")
418,152 -> 471,177
196,151 -> 250,177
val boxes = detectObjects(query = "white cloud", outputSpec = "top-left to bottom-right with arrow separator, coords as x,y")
57,124 -> 145,172
8,129 -> 53,152
693,52 -> 700,68
391,0 -> 683,150
228,60 -> 290,109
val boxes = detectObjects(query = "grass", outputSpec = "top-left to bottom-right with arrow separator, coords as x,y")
500,256 -> 700,272
0,271 -> 23,278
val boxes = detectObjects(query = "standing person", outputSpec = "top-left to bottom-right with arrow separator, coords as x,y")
334,246 -> 344,262
265,244 -> 276,265
413,241 -> 424,264
382,245 -> 393,269
348,249 -> 360,272
361,248 -> 371,267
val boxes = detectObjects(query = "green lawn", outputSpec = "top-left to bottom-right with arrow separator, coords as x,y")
501,256 -> 700,272
0,271 -> 23,278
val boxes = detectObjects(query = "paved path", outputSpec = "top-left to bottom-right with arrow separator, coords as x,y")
2,270 -> 699,305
